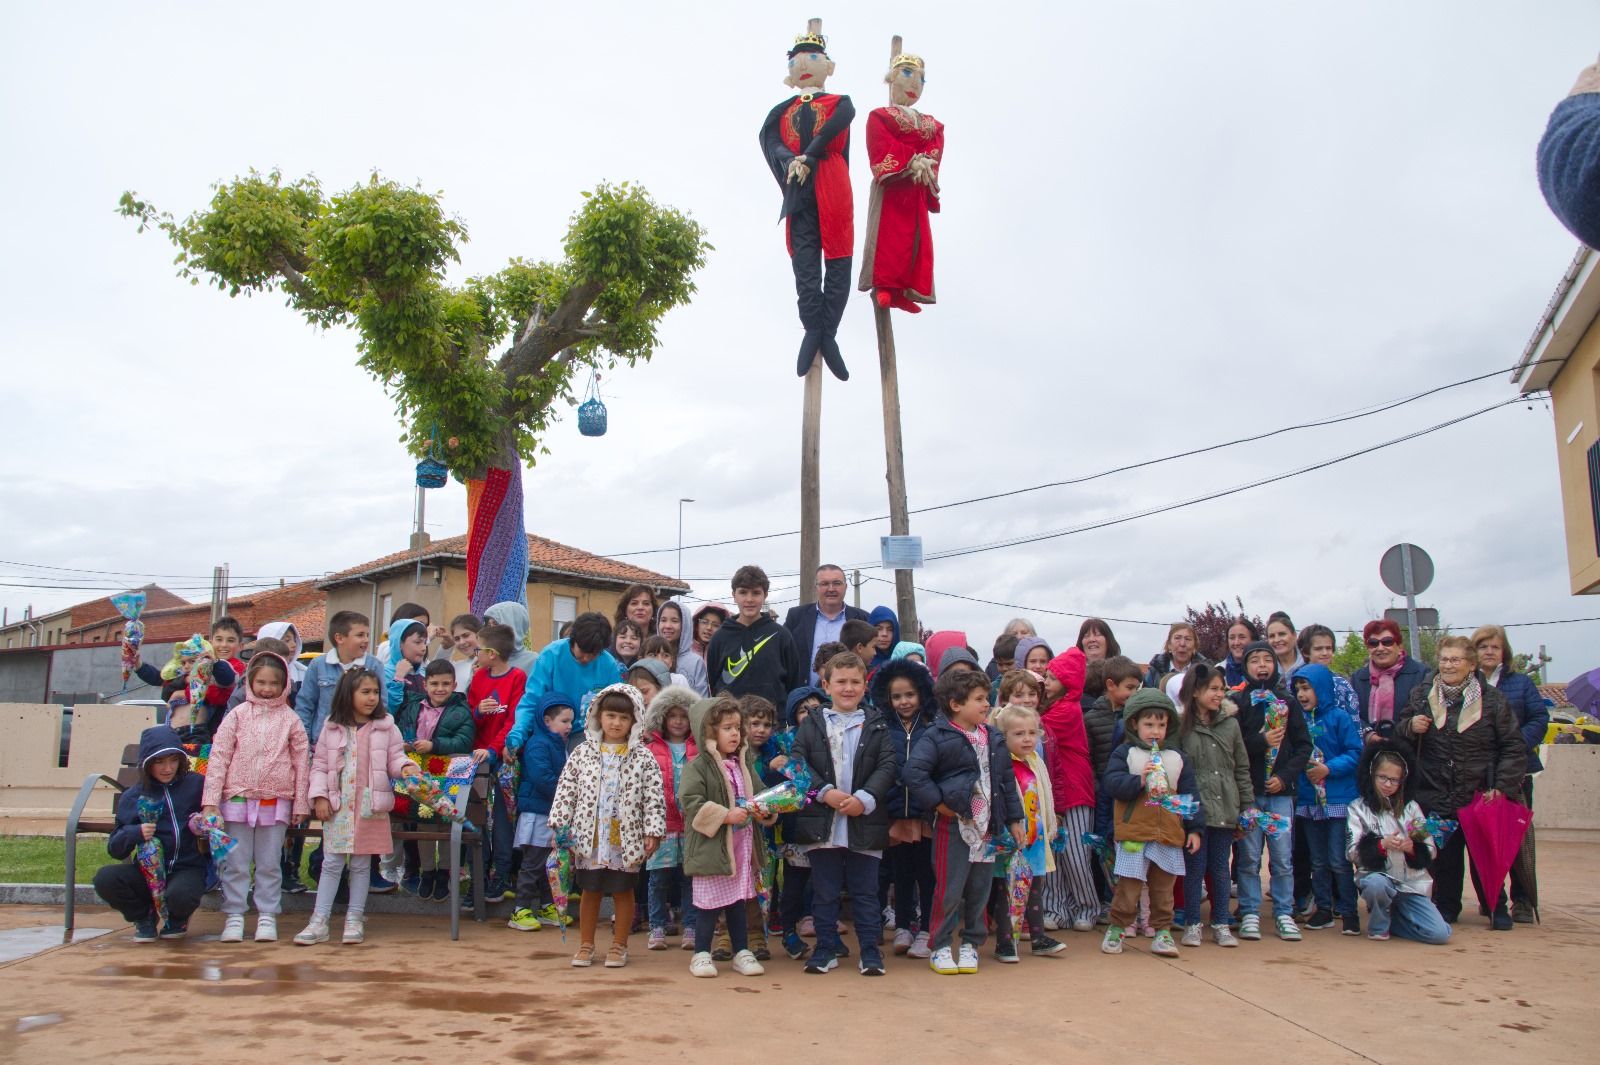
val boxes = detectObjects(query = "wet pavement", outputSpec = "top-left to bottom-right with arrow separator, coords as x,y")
0,841 -> 1595,1063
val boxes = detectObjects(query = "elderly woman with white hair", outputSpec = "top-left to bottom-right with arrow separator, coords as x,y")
1394,636 -> 1526,931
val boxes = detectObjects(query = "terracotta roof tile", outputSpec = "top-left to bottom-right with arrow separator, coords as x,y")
67,581 -> 327,644
319,534 -> 688,593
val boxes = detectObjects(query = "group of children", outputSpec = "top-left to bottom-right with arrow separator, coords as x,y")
96,571 -> 1477,972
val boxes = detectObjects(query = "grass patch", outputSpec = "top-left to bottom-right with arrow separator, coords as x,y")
0,834 -> 120,884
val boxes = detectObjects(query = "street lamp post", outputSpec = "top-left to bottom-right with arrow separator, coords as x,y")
677,498 -> 695,580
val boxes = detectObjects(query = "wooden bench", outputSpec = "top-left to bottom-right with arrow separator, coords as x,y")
64,751 -> 491,941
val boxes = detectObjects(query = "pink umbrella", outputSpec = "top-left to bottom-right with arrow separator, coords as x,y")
1456,793 -> 1532,905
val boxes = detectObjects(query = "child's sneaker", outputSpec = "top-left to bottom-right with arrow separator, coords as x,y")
508,908 -> 543,932
132,916 -> 159,943
219,914 -> 246,943
858,952 -> 886,976
484,876 -> 513,902
732,949 -> 766,976
1305,908 -> 1334,931
1140,921 -> 1158,938
1030,934 -> 1067,956
907,930 -> 931,958
1151,930 -> 1180,957
1100,926 -> 1125,955
783,931 -> 811,960
158,919 -> 188,940
571,943 -> 595,967
342,916 -> 365,945
804,951 -> 838,974
994,941 -> 1020,964
1369,930 -> 1391,941
882,904 -> 895,930
293,916 -> 330,946
928,946 -> 960,975
681,933 -> 696,951
1238,914 -> 1261,940
689,951 -> 717,978
1341,912 -> 1362,936
254,915 -> 278,943
1180,924 -> 1203,948
537,903 -> 572,928
646,927 -> 667,950
893,927 -> 914,955
1213,924 -> 1240,948
1275,915 -> 1303,941
957,942 -> 979,973
797,916 -> 815,937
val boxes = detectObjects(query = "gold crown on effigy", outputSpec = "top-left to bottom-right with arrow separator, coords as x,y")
789,30 -> 828,56
889,53 -> 925,71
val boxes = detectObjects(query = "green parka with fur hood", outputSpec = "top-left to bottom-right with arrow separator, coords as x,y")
678,697 -> 772,879
1177,695 -> 1255,830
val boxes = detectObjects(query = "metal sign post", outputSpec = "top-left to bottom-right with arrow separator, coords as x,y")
1379,542 -> 1435,661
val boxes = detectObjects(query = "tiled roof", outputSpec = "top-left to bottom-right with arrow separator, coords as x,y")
1539,682 -> 1573,709
67,584 -> 190,629
67,580 -> 327,644
319,533 -> 689,593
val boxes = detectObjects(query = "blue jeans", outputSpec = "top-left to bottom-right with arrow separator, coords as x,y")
1359,873 -> 1451,944
488,788 -> 513,882
1300,815 -> 1356,916
1237,794 -> 1294,919
647,864 -> 698,935
1183,827 -> 1235,927
809,847 -> 883,961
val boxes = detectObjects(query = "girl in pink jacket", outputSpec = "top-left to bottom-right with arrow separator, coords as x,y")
202,652 -> 310,944
294,667 -> 420,946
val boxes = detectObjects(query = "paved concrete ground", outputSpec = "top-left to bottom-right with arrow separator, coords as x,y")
0,841 -> 1592,1064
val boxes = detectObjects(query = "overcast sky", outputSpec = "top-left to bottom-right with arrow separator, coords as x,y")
2,2 -> 1596,676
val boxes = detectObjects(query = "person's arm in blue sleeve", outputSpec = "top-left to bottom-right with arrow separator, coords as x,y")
1537,63 -> 1600,247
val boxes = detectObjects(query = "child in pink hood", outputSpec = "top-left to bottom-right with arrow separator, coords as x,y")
202,652 -> 310,944
1039,647 -> 1101,932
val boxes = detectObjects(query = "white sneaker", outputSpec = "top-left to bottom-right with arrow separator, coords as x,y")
928,946 -> 959,975
342,916 -> 365,944
1213,924 -> 1240,948
219,914 -> 246,943
1239,914 -> 1262,941
379,853 -> 404,884
882,904 -> 895,930
957,942 -> 979,973
1275,915 -> 1303,941
907,931 -> 931,959
731,949 -> 765,976
1072,917 -> 1097,933
689,951 -> 718,978
293,916 -> 329,946
1180,924 -> 1203,948
254,915 -> 278,943
1043,914 -> 1063,931
893,928 -> 914,955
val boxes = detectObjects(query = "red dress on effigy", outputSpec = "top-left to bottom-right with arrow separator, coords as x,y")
859,104 -> 944,312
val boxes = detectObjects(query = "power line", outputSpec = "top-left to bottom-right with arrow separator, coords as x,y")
922,396 -> 1528,562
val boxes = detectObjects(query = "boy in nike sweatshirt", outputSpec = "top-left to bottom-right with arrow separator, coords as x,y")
707,565 -> 800,712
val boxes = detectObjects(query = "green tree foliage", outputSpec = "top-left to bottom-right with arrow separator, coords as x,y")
1330,631 -> 1369,677
119,172 -> 710,478
1183,598 -> 1265,663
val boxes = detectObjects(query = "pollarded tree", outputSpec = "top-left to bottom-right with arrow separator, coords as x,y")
120,173 -> 709,612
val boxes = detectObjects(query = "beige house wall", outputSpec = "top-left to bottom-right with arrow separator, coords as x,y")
0,608 -> 74,651
1550,321 -> 1600,594
324,564 -> 629,655
0,702 -> 160,822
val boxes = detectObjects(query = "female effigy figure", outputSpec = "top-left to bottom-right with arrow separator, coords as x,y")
859,52 -> 943,313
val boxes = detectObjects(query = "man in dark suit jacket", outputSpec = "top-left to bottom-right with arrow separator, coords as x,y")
784,564 -> 870,685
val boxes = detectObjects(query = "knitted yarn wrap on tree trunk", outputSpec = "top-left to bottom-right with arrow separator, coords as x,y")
466,465 -> 528,616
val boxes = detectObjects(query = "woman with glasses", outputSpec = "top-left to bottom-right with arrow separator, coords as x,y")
1350,620 -> 1431,743
1394,636 -> 1526,930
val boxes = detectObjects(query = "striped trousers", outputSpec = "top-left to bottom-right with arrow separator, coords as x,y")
1040,806 -> 1100,925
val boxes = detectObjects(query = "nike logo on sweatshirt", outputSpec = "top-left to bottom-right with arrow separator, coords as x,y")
722,634 -> 776,683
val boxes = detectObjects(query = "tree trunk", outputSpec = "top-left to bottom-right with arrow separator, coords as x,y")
466,440 -> 528,616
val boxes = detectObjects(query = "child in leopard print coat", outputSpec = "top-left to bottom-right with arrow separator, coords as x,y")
548,683 -> 667,968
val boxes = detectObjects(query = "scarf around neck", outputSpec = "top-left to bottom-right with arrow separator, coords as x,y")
1368,654 -> 1405,723
1427,675 -> 1484,733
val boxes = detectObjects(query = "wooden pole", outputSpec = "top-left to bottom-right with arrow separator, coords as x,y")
874,33 -> 919,637
874,302 -> 918,636
800,359 -> 822,606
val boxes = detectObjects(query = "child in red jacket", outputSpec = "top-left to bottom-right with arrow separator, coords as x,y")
1040,648 -> 1101,932
468,622 -> 526,899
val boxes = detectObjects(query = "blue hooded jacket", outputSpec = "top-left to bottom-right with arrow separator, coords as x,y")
515,693 -> 573,816
869,658 -> 936,820
1289,664 -> 1362,808
106,725 -> 208,875
383,618 -> 428,710
867,605 -> 900,674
